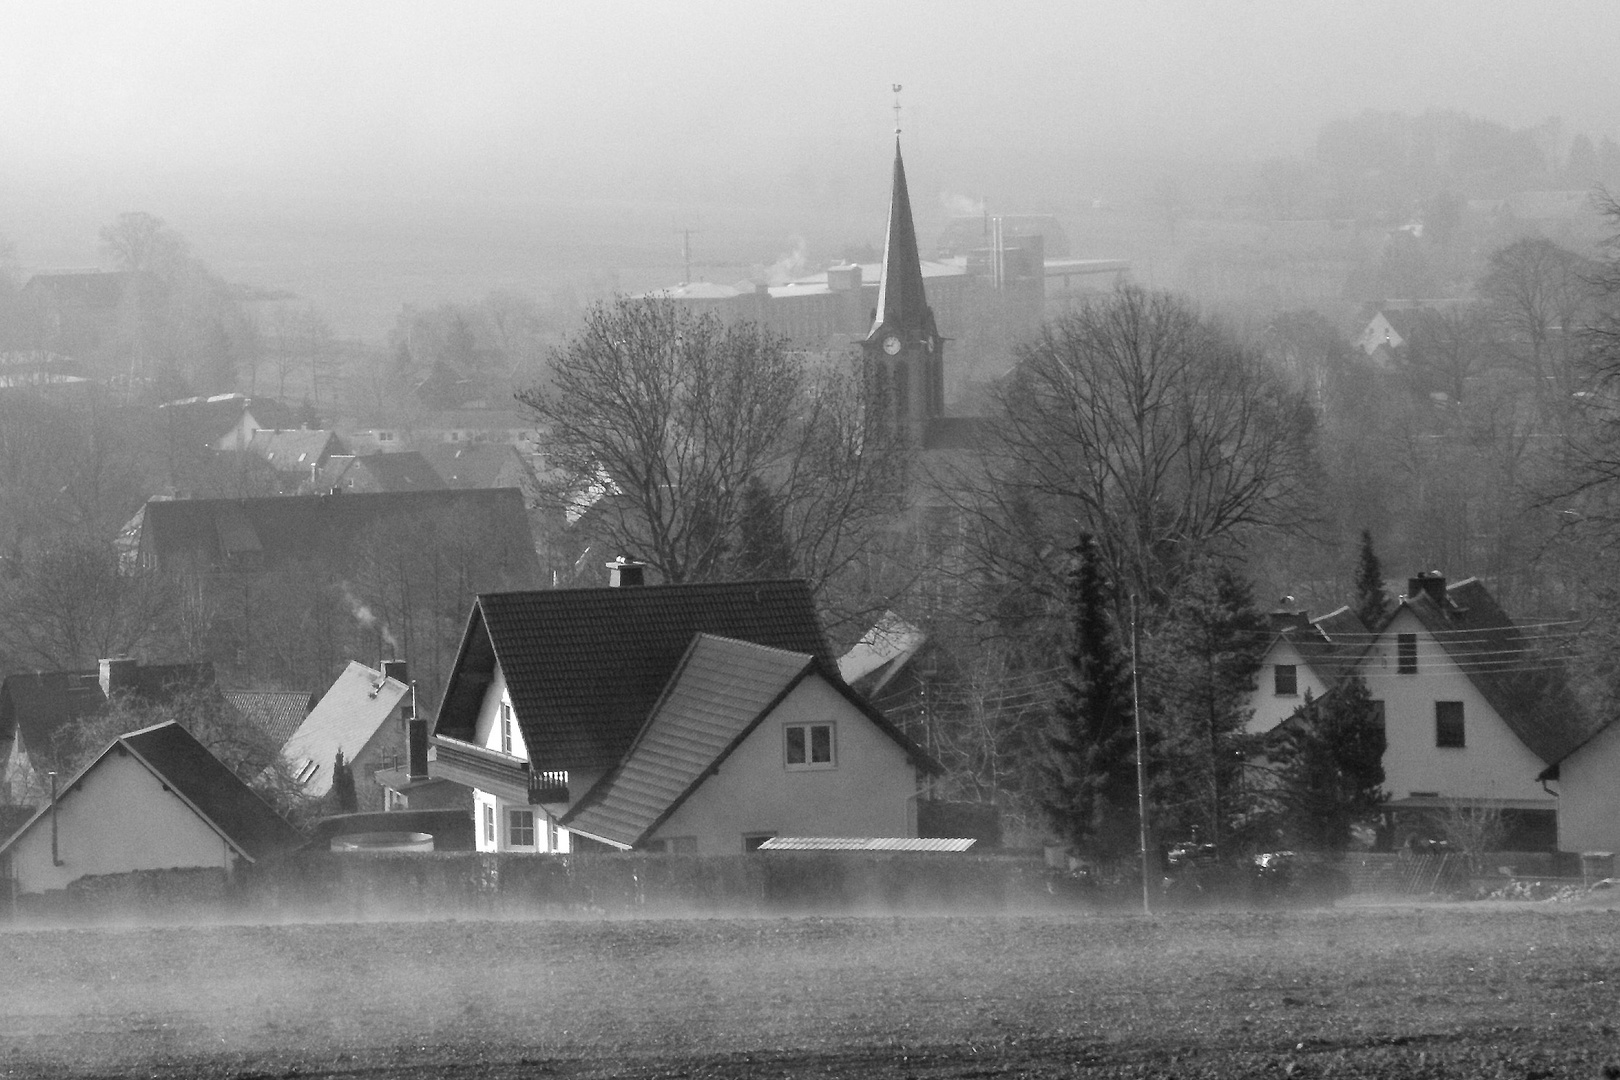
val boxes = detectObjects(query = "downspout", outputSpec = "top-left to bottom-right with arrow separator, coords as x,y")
49,771 -> 63,866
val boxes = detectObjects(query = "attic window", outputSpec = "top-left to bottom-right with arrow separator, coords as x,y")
1273,664 -> 1298,696
785,723 -> 835,770
1397,634 -> 1418,674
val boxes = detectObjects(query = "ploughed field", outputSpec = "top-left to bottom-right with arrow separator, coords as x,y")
3,908 -> 1619,1078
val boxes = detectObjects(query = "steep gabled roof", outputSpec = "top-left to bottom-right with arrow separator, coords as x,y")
561,635 -> 817,848
418,443 -> 535,489
838,612 -> 927,698
1282,605 -> 1371,684
319,452 -> 447,493
247,429 -> 347,472
1398,577 -> 1595,765
222,689 -> 315,746
562,634 -> 939,849
0,720 -> 301,863
434,580 -> 835,772
281,661 -> 408,795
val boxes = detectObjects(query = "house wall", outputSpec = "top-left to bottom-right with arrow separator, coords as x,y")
1244,637 -> 1333,734
649,676 -> 919,855
4,751 -> 234,895
1362,609 -> 1552,807
468,663 -> 583,853
1556,721 -> 1620,854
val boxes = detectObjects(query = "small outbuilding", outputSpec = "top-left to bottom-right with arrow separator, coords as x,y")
0,721 -> 301,898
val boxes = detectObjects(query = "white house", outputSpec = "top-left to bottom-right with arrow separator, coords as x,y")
428,568 -> 939,855
1245,606 -> 1368,735
0,721 -> 300,897
1252,572 -> 1597,851
282,660 -> 411,813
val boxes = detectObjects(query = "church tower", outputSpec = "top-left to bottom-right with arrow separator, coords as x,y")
863,136 -> 945,440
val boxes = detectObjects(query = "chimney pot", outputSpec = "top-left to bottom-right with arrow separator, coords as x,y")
1407,571 -> 1447,604
607,556 -> 646,587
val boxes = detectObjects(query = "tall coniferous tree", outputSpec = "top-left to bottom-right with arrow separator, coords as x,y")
1043,534 -> 1139,860
1353,530 -> 1390,631
1273,674 -> 1386,855
1146,557 -> 1266,855
332,749 -> 359,813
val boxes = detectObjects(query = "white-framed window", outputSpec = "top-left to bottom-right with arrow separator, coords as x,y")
482,803 -> 495,846
507,807 -> 535,848
501,700 -> 514,755
546,814 -> 559,852
784,722 -> 835,770
743,832 -> 776,852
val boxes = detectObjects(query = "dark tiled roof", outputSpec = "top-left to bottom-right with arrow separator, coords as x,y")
1401,578 -> 1596,765
0,664 -> 214,768
1285,605 -> 1371,684
247,429 -> 347,471
222,689 -> 315,745
435,580 -> 835,772
136,488 -> 539,578
562,635 -> 816,847
116,722 -> 301,859
417,443 -> 535,489
351,451 -> 446,492
156,394 -> 300,446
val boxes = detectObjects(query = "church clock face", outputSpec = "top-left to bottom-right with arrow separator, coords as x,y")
882,335 -> 902,355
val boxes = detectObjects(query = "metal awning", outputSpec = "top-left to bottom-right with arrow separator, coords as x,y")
756,837 -> 976,852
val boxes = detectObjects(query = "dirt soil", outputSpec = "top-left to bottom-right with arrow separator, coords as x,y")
3,907 -> 1620,1078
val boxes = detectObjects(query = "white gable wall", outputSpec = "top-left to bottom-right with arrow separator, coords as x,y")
4,750 -> 233,895
1555,721 -> 1620,854
649,675 -> 918,855
468,661 -> 584,854
1245,637 -> 1332,734
1364,609 -> 1551,806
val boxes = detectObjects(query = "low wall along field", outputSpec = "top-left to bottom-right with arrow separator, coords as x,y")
17,851 -> 1056,922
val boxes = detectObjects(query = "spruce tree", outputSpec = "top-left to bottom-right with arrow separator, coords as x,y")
332,749 -> 359,813
1353,529 -> 1390,630
1042,533 -> 1139,860
1147,557 -> 1267,855
1273,674 -> 1386,855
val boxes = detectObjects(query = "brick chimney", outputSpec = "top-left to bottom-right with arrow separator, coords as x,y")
404,691 -> 428,782
1407,571 -> 1447,605
607,556 -> 646,587
98,657 -> 139,699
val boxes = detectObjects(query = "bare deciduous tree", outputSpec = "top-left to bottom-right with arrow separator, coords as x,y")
517,296 -> 908,628
956,285 -> 1319,621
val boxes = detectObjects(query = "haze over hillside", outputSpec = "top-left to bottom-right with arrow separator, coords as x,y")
7,1 -> 1620,336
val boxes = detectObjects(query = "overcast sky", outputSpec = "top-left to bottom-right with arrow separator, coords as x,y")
7,2 -> 1620,199
6,1 -> 1620,329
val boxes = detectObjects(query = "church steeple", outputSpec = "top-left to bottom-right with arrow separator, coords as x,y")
864,131 -> 945,438
870,138 -> 933,341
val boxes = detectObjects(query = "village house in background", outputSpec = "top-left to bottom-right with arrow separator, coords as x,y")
427,564 -> 939,855
1,658 -> 214,808
1248,572 -> 1613,853
0,720 -> 300,899
281,660 -> 417,814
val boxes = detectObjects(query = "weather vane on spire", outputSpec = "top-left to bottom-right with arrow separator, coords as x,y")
892,83 -> 903,136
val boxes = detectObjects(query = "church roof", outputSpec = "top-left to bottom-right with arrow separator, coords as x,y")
870,139 -> 934,341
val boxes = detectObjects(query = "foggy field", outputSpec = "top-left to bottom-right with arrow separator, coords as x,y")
3,908 -> 1619,1079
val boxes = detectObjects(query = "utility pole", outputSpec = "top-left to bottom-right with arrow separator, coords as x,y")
1131,594 -> 1151,915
